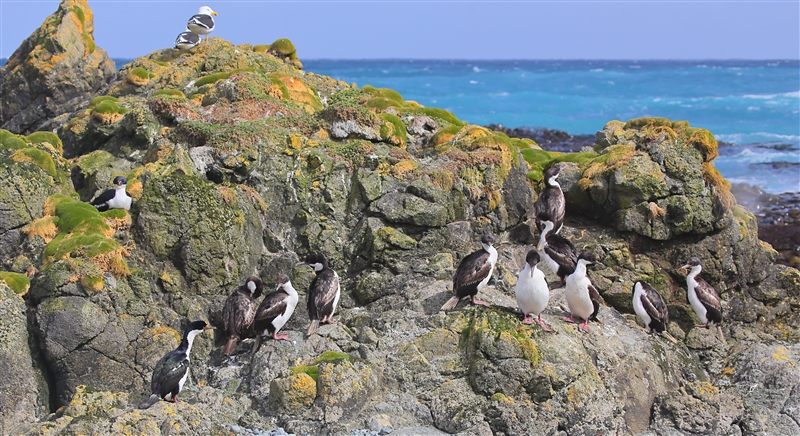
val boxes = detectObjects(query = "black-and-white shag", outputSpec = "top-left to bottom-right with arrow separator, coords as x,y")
680,257 -> 724,342
632,281 -> 678,343
251,273 -> 299,354
298,254 -> 340,336
534,165 -> 565,235
140,320 -> 215,408
536,213 -> 578,289
441,234 -> 498,311
221,276 -> 263,355
516,249 -> 552,332
175,29 -> 200,50
562,251 -> 603,333
89,176 -> 132,211
187,6 -> 217,42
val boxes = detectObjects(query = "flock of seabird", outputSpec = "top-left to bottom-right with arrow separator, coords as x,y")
174,6 -> 217,51
88,157 -> 724,407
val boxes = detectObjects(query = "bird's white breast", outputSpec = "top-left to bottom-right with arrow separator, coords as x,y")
516,265 -> 549,316
565,269 -> 593,320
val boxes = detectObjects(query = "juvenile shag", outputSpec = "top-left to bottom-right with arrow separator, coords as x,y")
140,320 -> 215,408
251,273 -> 299,354
515,249 -> 553,332
175,29 -> 200,50
562,251 -> 603,333
89,176 -> 132,211
221,276 -> 263,355
441,234 -> 498,311
534,165 -> 565,235
187,6 -> 217,42
680,257 -> 725,342
632,281 -> 678,343
536,213 -> 578,289
299,254 -> 340,336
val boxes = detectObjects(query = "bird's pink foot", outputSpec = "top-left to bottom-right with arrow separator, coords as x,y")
578,321 -> 590,333
273,332 -> 290,341
471,297 -> 490,307
323,318 -> 337,325
561,315 -> 577,324
521,315 -> 534,325
536,316 -> 554,332
694,323 -> 709,328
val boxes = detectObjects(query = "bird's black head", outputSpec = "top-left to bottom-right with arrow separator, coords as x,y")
245,276 -> 263,299
184,320 -> 214,335
276,273 -> 291,289
578,250 -> 600,265
544,165 -> 561,184
481,234 -> 495,246
113,176 -> 127,186
685,257 -> 702,267
525,249 -> 540,267
297,253 -> 328,271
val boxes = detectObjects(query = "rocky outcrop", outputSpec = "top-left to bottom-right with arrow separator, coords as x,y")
2,2 -> 800,435
0,0 -> 116,134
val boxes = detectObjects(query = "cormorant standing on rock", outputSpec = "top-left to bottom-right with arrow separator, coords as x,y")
441,234 -> 498,311
516,249 -> 553,332
680,257 -> 725,342
632,281 -> 678,343
221,276 -> 263,355
299,254 -> 340,336
251,273 -> 299,354
562,251 -> 603,333
140,320 -> 215,408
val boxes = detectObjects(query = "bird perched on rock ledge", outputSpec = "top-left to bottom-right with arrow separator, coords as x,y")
140,320 -> 215,408
174,28 -> 200,50
441,234 -> 498,311
187,6 -> 217,42
89,176 -> 132,211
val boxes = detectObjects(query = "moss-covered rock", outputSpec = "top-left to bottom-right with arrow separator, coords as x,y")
0,0 -> 116,134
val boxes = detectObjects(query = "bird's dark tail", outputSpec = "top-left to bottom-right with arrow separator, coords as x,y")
440,296 -> 460,311
307,320 -> 320,336
223,336 -> 239,355
139,394 -> 160,409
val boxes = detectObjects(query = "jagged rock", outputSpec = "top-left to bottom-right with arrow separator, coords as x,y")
0,283 -> 48,435
0,0 -> 116,134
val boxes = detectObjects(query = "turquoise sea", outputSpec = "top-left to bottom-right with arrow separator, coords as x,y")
302,60 -> 800,195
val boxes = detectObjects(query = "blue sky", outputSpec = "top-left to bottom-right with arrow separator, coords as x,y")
1,1 -> 799,60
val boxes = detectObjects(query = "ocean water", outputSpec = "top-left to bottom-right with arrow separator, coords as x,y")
303,60 -> 800,195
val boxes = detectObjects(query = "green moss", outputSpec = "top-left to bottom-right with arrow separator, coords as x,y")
412,107 -> 464,126
0,272 -> 30,296
153,89 -> 186,98
291,365 -> 320,382
0,131 -> 29,150
520,148 -> 559,182
430,124 -> 463,145
624,117 -> 674,130
270,38 -> 296,56
253,44 -> 270,53
70,5 -> 85,26
89,96 -> 119,108
26,131 -> 62,149
81,33 -> 95,54
363,85 -> 404,105
266,74 -> 292,100
153,60 -> 168,67
41,197 -> 125,267
129,67 -> 154,80
327,140 -> 376,167
92,101 -> 126,115
379,113 -> 407,147
491,393 -> 506,401
681,127 -> 719,162
11,148 -> 57,178
195,72 -> 231,87
316,351 -> 353,364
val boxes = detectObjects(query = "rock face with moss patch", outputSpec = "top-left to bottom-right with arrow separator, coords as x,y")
0,0 -> 116,134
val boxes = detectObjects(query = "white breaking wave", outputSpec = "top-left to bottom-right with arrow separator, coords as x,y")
715,132 -> 800,145
742,91 -> 800,99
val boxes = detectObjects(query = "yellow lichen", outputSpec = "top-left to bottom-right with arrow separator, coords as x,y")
24,216 -> 59,242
